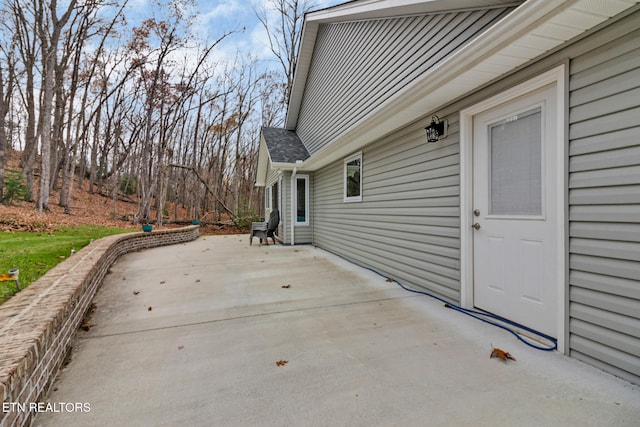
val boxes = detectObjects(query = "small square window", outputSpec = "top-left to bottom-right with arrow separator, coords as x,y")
344,153 -> 362,202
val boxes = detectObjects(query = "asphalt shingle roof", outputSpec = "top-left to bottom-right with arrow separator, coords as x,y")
262,127 -> 310,164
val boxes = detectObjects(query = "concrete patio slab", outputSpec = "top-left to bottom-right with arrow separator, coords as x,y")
34,235 -> 640,426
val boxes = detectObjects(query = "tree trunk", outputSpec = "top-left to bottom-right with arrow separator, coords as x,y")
88,100 -> 102,194
37,45 -> 55,213
20,67 -> 38,202
0,64 -> 11,202
37,0 -> 78,213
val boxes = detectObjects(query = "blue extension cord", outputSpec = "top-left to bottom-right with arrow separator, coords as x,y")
391,278 -> 557,351
331,251 -> 557,351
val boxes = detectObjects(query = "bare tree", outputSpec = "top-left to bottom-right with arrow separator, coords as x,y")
128,15 -> 183,223
57,0 -> 124,210
127,0 -> 237,225
228,57 -> 259,215
256,0 -> 316,110
11,0 -> 40,201
0,0 -> 279,227
0,59 -> 16,202
0,3 -> 18,202
36,0 -> 79,213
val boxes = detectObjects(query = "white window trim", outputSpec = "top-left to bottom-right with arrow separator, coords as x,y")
344,152 -> 363,203
294,175 -> 309,226
265,186 -> 272,211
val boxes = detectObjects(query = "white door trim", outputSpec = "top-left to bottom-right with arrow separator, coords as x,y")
460,65 -> 567,353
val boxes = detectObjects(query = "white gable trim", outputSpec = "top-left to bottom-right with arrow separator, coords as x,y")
286,0 -> 521,129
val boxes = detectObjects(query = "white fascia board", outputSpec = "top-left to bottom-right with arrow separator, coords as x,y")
300,0 -> 635,171
307,0 -> 519,23
254,137 -> 271,187
272,162 -> 299,170
285,20 -> 319,129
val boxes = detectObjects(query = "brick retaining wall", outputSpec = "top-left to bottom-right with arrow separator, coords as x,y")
0,226 -> 199,427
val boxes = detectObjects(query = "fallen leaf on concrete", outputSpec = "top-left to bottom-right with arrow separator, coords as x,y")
385,278 -> 394,282
133,291 -> 140,295
81,322 -> 96,331
276,360 -> 288,367
148,306 -> 153,311
195,279 -> 200,283
490,348 -> 516,362
178,345 -> 184,350
160,281 -> 166,284
281,284 -> 291,289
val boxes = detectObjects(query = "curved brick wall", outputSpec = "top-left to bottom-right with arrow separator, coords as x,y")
0,226 -> 199,427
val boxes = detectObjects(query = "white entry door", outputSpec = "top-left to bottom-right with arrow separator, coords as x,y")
472,84 -> 558,337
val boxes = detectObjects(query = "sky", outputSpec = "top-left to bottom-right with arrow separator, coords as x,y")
122,0 -> 345,69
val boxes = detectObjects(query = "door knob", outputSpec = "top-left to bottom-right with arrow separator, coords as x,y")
472,223 -> 481,230
473,209 -> 480,217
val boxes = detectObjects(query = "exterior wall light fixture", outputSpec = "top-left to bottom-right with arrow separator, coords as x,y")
425,115 -> 447,143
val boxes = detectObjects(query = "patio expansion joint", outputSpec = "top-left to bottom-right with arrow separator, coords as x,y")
83,293 -> 420,340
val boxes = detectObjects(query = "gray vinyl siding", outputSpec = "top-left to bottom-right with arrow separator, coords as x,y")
265,170 -> 313,245
305,5 -> 639,384
265,169 -> 279,188
277,172 -> 314,245
294,225 -> 313,244
296,6 -> 516,154
567,21 -> 640,385
280,171 -> 292,244
313,118 -> 461,301
265,170 -> 283,238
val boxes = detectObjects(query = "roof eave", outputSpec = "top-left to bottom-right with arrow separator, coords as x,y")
296,0 -> 639,171
255,134 -> 307,186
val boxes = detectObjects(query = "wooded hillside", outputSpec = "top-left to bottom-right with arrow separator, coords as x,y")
0,0 -> 315,227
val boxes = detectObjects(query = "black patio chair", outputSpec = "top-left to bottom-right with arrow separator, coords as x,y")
250,209 -> 280,245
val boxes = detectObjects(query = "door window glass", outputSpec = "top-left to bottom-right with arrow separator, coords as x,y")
489,107 -> 542,215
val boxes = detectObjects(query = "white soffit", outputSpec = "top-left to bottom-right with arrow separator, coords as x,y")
300,0 -> 639,170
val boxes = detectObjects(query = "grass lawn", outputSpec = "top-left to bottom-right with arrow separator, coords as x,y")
0,225 -> 132,304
